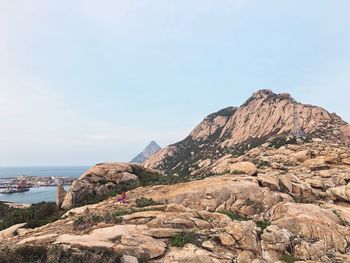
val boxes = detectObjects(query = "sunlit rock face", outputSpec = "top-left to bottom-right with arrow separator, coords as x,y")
145,89 -> 349,176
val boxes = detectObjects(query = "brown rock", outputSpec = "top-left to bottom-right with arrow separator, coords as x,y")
56,184 -> 66,207
225,221 -> 260,252
327,184 -> 350,202
229,162 -> 257,176
269,202 -> 348,252
294,240 -> 328,261
0,223 -> 26,241
163,244 -> 232,263
261,225 -> 292,262
218,233 -> 235,246
257,174 -> 280,191
61,163 -> 161,209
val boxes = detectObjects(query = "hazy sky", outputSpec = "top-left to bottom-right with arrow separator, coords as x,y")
1,1 -> 349,166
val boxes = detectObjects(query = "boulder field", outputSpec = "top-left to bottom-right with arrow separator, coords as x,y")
2,136 -> 350,262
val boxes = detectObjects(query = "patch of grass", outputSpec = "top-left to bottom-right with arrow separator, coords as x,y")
135,197 -> 161,208
255,220 -> 271,230
0,202 -> 65,231
0,202 -> 13,219
243,198 -> 265,213
0,245 -> 47,263
230,170 -> 243,175
73,214 -> 104,231
255,160 -> 271,168
48,245 -> 120,263
269,136 -> 298,149
281,253 -> 300,263
170,231 -> 200,247
218,210 -> 249,221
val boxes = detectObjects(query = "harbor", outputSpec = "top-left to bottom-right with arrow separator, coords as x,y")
0,175 -> 74,195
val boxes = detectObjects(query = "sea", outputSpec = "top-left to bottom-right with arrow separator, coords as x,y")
0,166 -> 89,204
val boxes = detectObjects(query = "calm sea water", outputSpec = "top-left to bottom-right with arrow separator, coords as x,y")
0,166 -> 89,204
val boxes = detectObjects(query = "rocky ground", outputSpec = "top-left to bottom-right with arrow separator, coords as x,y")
1,138 -> 350,263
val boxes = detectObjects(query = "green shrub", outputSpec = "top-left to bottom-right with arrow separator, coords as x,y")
218,210 -> 248,221
47,246 -> 120,263
73,215 -> 104,231
0,202 -> 65,231
281,253 -> 300,263
243,198 -> 265,213
255,220 -> 271,230
0,245 -> 47,263
135,197 -> 160,208
170,231 -> 200,247
269,136 -> 298,149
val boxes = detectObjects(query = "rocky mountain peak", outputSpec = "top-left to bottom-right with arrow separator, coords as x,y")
145,90 -> 350,176
131,141 -> 161,164
251,89 -> 275,99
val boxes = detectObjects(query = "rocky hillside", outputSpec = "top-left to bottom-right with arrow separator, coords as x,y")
2,138 -> 350,262
131,141 -> 161,164
145,90 -> 350,176
59,163 -> 162,210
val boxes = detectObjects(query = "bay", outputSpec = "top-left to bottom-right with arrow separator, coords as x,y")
0,166 -> 89,204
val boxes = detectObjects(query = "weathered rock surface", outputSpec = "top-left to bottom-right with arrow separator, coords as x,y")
61,162 -> 161,209
268,202 -> 348,252
0,223 -> 26,241
56,184 -> 66,207
163,244 -> 232,263
145,90 -> 349,176
135,174 -> 292,215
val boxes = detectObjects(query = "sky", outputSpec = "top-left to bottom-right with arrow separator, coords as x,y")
0,1 -> 349,166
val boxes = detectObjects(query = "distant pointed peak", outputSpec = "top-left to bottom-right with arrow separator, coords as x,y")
130,141 -> 161,164
149,140 -> 159,146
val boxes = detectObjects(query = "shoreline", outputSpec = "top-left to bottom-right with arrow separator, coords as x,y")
0,200 -> 31,208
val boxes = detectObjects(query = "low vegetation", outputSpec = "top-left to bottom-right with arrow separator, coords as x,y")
170,231 -> 201,247
218,210 -> 249,221
255,220 -> 271,230
73,206 -> 164,231
135,197 -> 160,208
269,136 -> 298,149
0,245 -> 47,263
0,202 -> 65,231
281,253 -> 300,263
0,245 -> 121,263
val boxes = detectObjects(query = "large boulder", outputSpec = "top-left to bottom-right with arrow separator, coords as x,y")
327,184 -> 350,202
268,202 -> 349,252
141,174 -> 292,215
163,244 -> 232,263
228,161 -> 258,176
261,225 -> 292,262
61,163 -> 161,209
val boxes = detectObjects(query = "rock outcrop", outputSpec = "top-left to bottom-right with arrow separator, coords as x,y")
145,90 -> 349,176
56,184 -> 66,207
61,163 -> 162,209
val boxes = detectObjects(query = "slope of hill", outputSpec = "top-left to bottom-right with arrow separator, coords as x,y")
145,89 -> 350,176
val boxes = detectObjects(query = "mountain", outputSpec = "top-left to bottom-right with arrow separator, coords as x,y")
145,89 -> 350,175
130,140 -> 161,163
3,89 -> 350,262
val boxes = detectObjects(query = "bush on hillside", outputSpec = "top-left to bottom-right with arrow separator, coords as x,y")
0,202 -> 65,231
